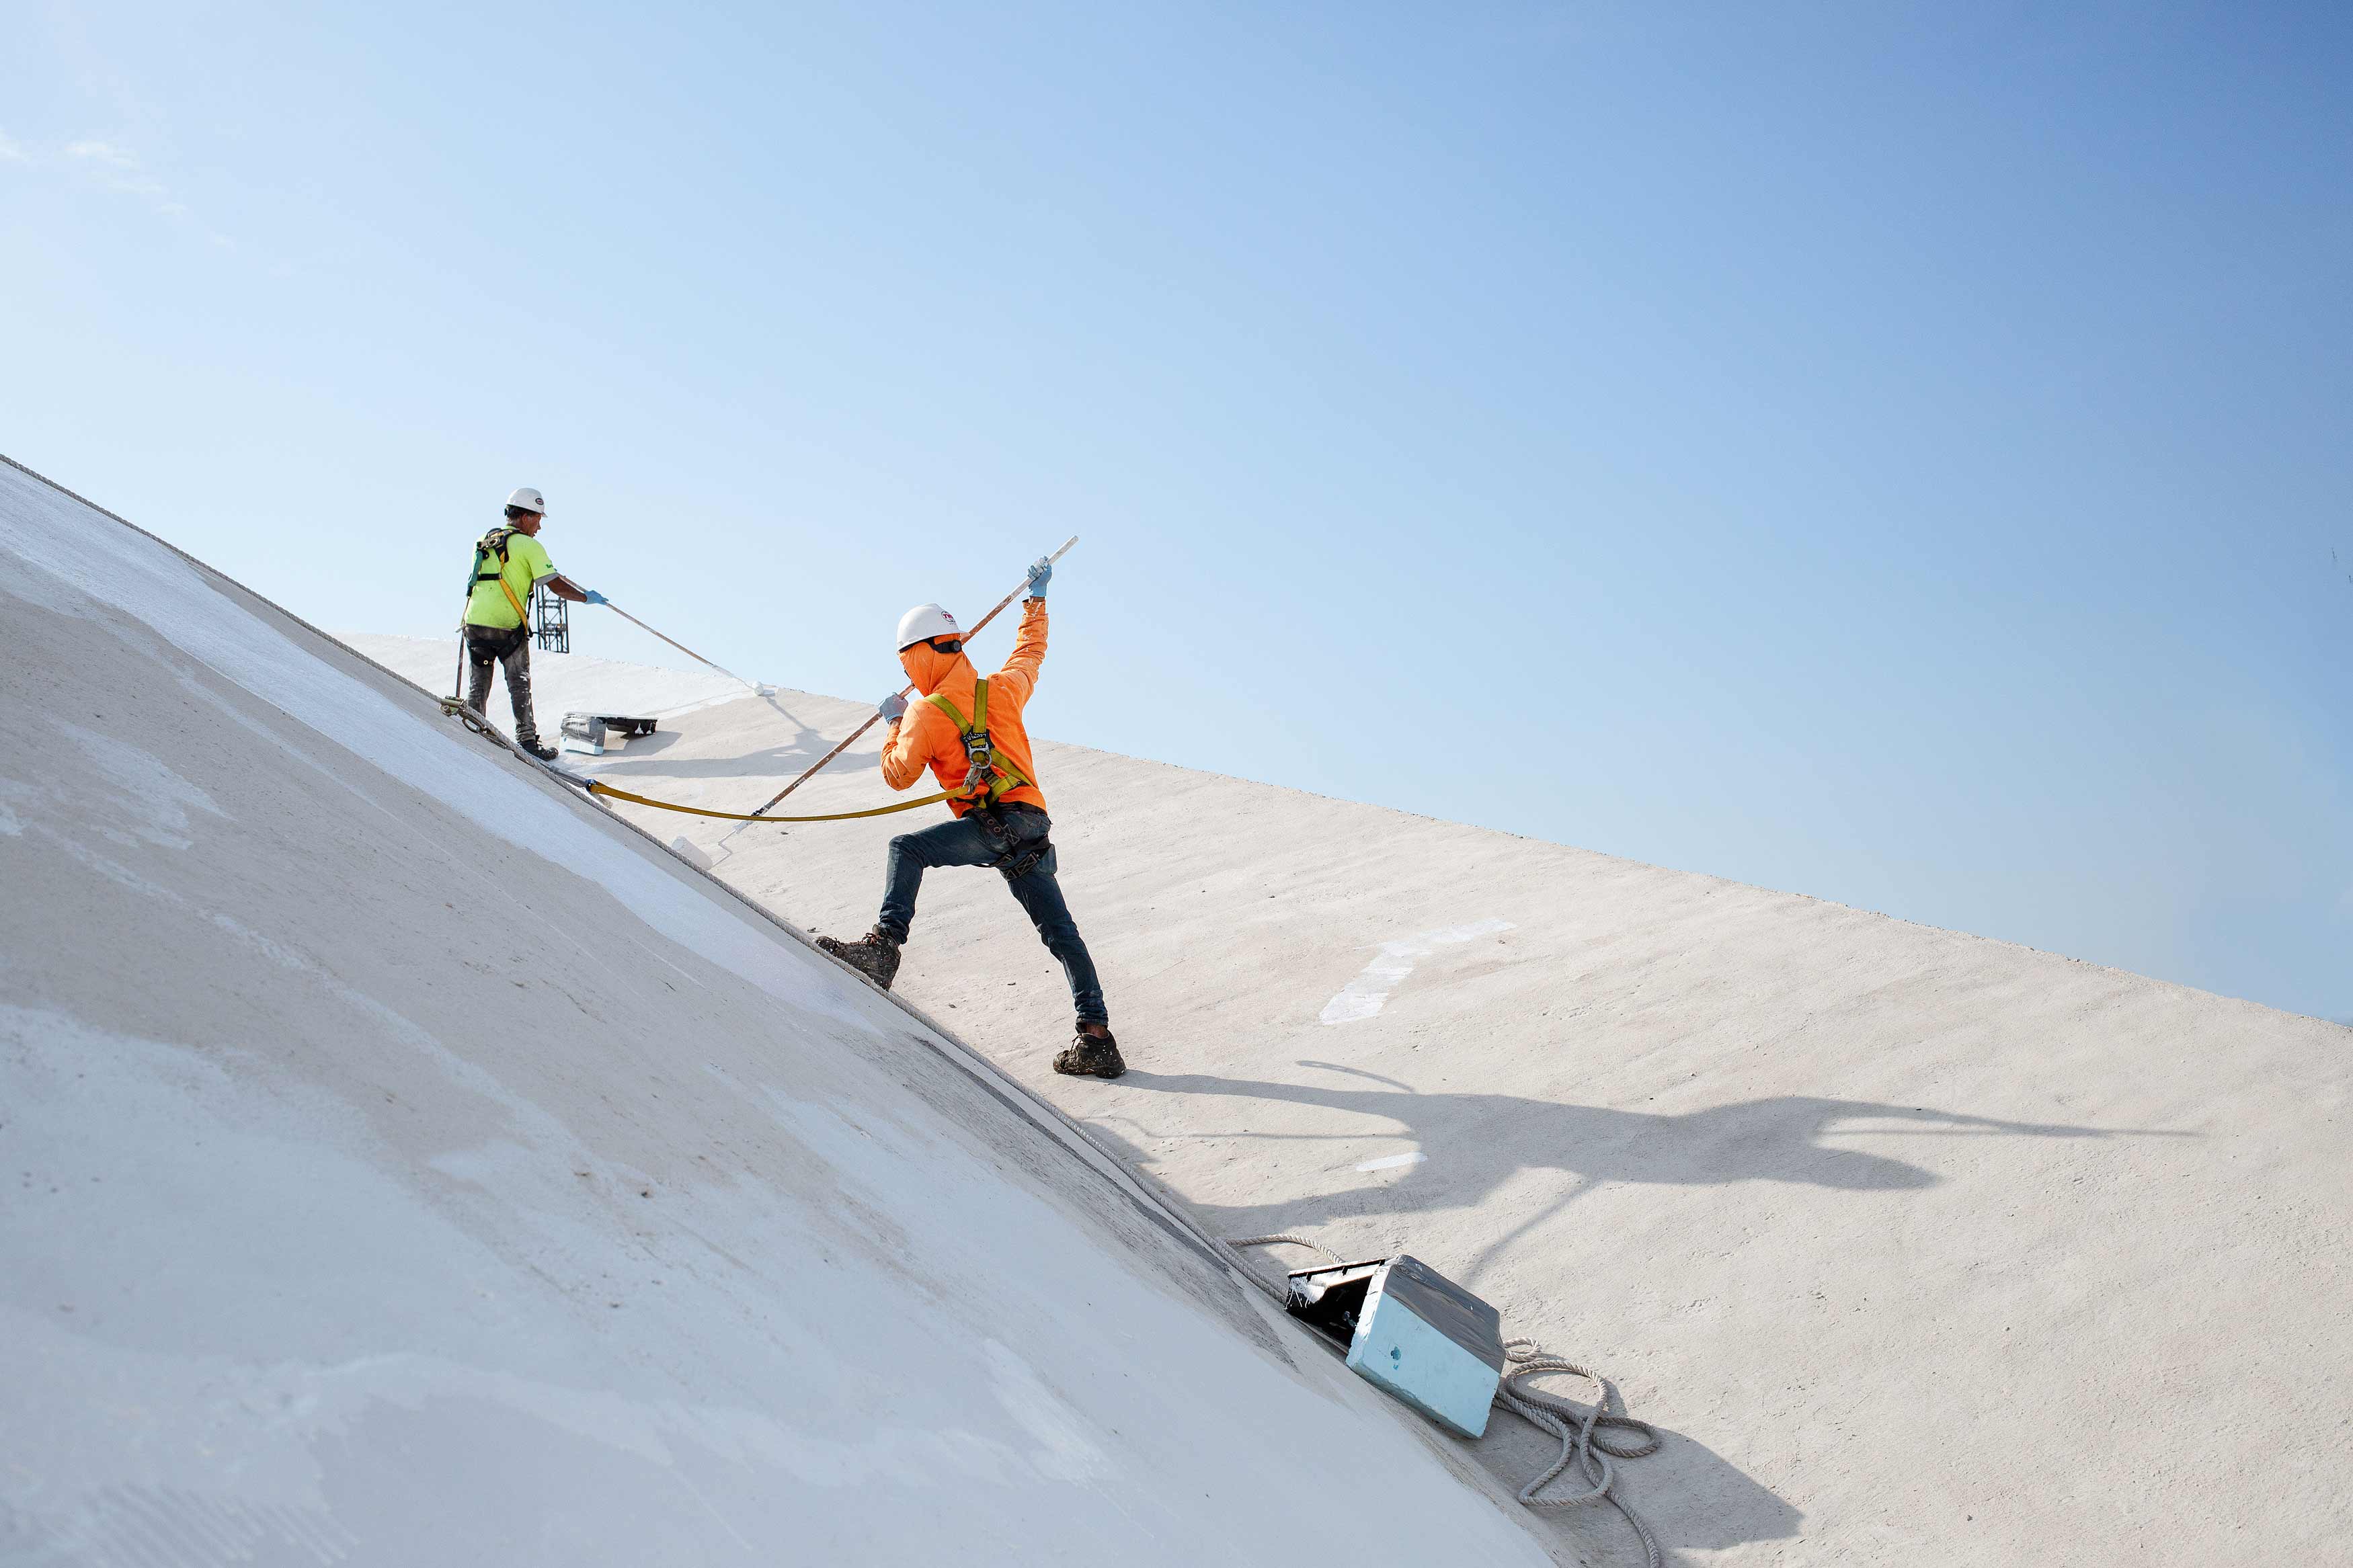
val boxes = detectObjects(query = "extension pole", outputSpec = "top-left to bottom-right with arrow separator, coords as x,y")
598,602 -> 766,694
746,536 -> 1078,818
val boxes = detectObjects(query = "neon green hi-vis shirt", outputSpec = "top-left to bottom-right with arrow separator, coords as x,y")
465,530 -> 557,630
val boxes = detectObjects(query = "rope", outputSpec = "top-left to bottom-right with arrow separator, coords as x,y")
1494,1341 -> 1662,1567
1227,1234 -> 1346,1266
584,779 -> 958,823
438,696 -> 500,741
1226,1235 -> 1661,1563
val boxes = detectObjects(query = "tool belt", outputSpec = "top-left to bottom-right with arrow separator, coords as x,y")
975,802 -> 1051,882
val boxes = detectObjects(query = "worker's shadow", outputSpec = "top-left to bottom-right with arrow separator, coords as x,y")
1109,1067 -> 2156,1277
1096,1071 -> 2167,1562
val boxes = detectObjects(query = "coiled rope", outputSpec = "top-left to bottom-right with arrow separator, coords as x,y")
1494,1342 -> 1662,1567
1228,1236 -> 1661,1567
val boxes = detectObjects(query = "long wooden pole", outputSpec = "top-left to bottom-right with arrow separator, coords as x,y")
746,536 -> 1078,818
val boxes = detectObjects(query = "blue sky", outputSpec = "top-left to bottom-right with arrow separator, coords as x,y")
5,2 -> 2350,1020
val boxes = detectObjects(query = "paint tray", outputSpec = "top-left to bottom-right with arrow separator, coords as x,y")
1285,1254 -> 1505,1438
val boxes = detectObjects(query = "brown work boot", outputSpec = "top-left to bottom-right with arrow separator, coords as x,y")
1053,1024 -> 1125,1079
817,928 -> 902,989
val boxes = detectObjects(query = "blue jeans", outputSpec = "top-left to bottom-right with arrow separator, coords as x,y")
878,809 -> 1108,1026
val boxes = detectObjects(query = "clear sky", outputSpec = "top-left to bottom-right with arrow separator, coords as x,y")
6,3 -> 2349,1020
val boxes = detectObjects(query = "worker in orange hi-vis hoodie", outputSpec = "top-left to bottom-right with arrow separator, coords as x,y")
816,556 -> 1123,1079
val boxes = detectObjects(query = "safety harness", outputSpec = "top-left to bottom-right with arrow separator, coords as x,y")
469,526 -> 532,629
924,677 -> 1029,807
924,677 -> 1051,880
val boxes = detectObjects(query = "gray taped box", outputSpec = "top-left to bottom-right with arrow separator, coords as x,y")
1285,1253 -> 1505,1438
1349,1255 -> 1504,1437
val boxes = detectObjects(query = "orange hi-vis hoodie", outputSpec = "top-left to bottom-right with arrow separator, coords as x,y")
881,597 -> 1049,817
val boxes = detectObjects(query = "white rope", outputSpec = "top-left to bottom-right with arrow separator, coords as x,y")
1226,1233 -> 1345,1266
1226,1236 -> 1662,1565
1493,1339 -> 1662,1568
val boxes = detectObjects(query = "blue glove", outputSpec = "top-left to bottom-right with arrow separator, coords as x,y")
1025,556 -> 1052,597
583,589 -> 608,605
879,692 -> 908,724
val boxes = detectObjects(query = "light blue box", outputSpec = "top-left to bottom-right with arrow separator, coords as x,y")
1345,1255 -> 1504,1438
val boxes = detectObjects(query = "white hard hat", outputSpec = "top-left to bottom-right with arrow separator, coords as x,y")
506,486 -> 547,515
895,603 -> 961,651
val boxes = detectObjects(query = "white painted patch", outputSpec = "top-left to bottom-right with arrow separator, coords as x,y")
0,1005 -> 1115,1542
982,1339 -> 1113,1482
60,720 -> 225,848
1319,919 -> 1515,1024
1355,1151 -> 1429,1172
0,727 -> 223,854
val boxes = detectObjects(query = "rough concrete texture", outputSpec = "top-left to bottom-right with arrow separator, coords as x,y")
351,626 -> 2353,1566
0,458 -> 1568,1568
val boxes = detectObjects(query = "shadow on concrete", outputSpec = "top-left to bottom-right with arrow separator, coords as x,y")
1106,1067 -> 2178,1285
1094,1069 -> 2168,1563
1480,1413 -> 1804,1565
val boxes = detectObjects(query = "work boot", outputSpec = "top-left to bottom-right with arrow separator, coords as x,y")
1053,1024 -> 1125,1079
521,739 -> 559,761
817,929 -> 902,989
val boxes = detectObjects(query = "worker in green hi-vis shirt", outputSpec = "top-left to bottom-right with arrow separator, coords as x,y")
463,486 -> 602,759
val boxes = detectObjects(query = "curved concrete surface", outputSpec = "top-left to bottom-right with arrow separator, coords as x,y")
0,457 -> 1565,1567
350,614 -> 2353,1565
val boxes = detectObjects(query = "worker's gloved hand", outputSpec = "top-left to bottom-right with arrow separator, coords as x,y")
879,692 -> 908,724
1025,556 -> 1052,597
583,589 -> 608,605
